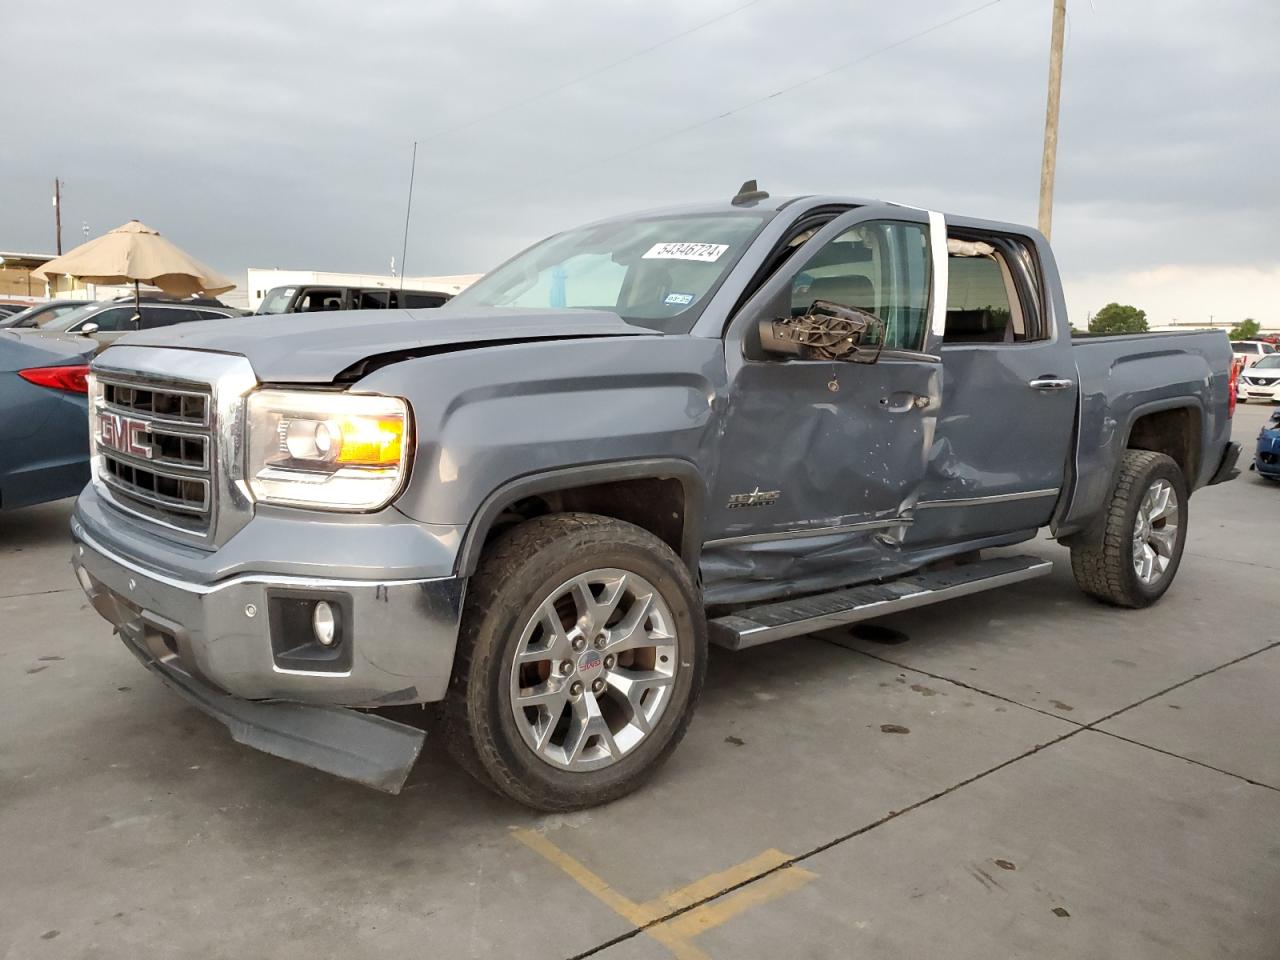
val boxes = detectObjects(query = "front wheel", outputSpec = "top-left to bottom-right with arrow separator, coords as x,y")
442,513 -> 706,811
1069,450 -> 1188,608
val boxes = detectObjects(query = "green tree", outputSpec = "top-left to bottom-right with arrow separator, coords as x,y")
1089,302 -> 1149,334
1229,318 -> 1261,340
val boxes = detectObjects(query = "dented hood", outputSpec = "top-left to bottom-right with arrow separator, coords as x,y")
113,306 -> 649,382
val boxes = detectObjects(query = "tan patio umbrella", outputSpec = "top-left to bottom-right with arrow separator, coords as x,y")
32,220 -> 234,319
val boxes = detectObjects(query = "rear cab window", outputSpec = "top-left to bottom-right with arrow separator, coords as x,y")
944,234 -> 1045,344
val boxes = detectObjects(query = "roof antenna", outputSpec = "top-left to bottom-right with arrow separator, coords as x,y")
398,141 -> 418,292
732,179 -> 769,206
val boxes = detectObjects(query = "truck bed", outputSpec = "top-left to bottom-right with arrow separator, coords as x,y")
1056,329 -> 1235,537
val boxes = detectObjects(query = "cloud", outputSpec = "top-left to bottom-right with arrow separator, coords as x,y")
3,0 -> 1275,323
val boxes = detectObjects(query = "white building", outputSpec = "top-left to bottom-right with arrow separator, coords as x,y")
244,268 -> 482,312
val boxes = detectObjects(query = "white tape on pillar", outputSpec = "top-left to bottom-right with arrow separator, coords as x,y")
927,210 -> 949,338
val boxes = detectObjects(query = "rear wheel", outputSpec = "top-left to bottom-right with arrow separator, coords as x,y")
443,513 -> 706,810
1069,451 -> 1188,608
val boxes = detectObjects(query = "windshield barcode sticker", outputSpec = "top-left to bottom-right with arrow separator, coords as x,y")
642,242 -> 729,262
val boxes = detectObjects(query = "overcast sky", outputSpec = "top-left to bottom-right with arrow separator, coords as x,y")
4,0 -> 1277,325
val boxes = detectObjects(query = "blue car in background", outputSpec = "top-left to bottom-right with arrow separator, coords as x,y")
0,329 -> 96,512
1255,408 -> 1280,483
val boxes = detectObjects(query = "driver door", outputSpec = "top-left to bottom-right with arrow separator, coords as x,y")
703,208 -> 944,603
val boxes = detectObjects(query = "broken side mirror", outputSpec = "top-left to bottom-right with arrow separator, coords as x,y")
757,300 -> 885,363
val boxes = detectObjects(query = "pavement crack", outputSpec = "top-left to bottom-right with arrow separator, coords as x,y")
1183,550 -> 1280,573
576,640 -> 1280,958
0,587 -> 79,601
1085,639 -> 1280,728
570,724 -> 1087,959
824,639 -> 1084,727
1089,727 -> 1280,793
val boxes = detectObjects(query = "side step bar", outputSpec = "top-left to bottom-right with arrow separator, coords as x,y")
708,555 -> 1052,651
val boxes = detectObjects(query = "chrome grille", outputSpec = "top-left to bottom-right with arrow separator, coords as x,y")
94,374 -> 215,535
102,381 -> 208,425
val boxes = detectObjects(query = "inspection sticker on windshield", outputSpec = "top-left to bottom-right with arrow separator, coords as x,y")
643,242 -> 729,262
665,292 -> 695,306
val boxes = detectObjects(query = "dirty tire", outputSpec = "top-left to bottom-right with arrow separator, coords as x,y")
1069,450 -> 1188,608
442,513 -> 706,811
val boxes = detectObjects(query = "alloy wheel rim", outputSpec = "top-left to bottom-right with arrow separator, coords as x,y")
508,568 -> 678,771
1132,478 -> 1180,586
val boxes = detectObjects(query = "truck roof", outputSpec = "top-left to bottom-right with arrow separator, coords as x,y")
575,189 -> 1041,242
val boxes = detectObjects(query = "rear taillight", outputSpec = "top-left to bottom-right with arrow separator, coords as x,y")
1227,359 -> 1241,418
18,364 -> 90,394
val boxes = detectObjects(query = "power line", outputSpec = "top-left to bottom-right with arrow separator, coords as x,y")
417,0 -> 769,147
438,0 -> 1011,221
555,0 -> 1011,180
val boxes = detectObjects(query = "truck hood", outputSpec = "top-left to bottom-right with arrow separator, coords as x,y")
113,306 -> 651,383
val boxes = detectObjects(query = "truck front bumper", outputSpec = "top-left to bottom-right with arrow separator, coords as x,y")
70,515 -> 466,792
72,519 -> 464,706
111,619 -> 428,793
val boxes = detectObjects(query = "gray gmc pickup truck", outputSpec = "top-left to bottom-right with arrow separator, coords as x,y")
71,185 -> 1240,810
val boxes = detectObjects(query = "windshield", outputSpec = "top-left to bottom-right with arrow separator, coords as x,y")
445,212 -> 771,333
1252,354 -> 1280,369
256,286 -> 297,315
43,302 -> 112,332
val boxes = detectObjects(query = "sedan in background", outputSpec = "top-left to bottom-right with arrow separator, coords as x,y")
0,328 -> 95,512
0,300 -> 87,329
1237,354 -> 1280,404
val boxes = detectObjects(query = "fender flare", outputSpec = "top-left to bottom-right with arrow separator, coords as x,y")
1120,397 -> 1205,483
455,458 -> 707,577
1058,396 -> 1205,548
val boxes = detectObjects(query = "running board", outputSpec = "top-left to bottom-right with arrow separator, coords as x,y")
708,555 -> 1052,651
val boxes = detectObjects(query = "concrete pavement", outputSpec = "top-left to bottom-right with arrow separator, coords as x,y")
2,403 -> 1277,959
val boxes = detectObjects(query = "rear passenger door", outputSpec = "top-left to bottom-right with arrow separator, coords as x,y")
906,231 -> 1076,545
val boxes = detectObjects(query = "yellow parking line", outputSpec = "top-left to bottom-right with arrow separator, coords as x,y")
656,865 -> 816,940
512,829 -> 815,959
512,828 -> 650,924
654,848 -> 793,913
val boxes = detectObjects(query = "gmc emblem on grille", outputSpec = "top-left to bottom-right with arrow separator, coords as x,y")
99,412 -> 153,459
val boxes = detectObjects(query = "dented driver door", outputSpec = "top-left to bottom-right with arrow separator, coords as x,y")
702,207 -> 945,605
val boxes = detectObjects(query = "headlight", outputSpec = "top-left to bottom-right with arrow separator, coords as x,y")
246,389 -> 410,511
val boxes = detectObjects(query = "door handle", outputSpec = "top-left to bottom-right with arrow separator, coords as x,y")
1028,377 -> 1074,391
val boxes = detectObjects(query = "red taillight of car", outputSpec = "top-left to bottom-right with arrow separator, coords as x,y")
1227,359 -> 1241,418
17,364 -> 91,394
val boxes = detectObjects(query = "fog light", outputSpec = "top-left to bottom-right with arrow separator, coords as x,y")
313,601 -> 337,646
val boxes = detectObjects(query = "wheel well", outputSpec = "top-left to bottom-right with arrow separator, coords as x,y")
1127,406 -> 1201,484
479,477 -> 693,570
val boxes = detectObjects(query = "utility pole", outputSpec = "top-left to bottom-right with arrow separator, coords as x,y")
53,178 -> 63,254
1037,0 -> 1067,239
